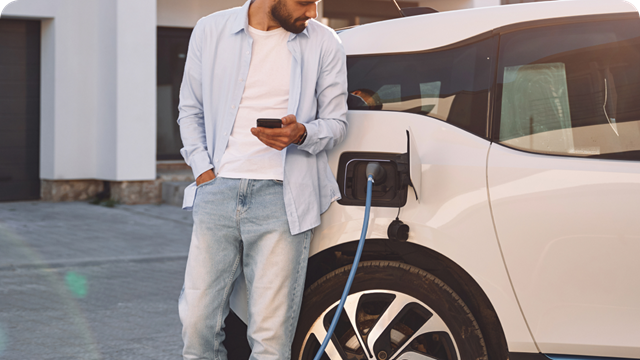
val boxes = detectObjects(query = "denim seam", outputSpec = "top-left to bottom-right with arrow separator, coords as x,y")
245,179 -> 254,215
286,230 -> 310,359
236,179 -> 255,218
213,246 -> 242,360
235,180 -> 243,228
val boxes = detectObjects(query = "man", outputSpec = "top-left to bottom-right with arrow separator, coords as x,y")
176,0 -> 348,359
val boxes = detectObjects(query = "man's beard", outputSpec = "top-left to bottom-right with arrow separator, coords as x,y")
270,0 -> 309,34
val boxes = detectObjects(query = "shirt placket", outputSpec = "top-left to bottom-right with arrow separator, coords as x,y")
287,34 -> 302,118
215,33 -> 253,166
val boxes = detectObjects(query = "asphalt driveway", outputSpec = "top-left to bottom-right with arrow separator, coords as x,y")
0,201 -> 193,359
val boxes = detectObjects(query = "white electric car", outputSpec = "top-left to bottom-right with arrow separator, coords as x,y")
229,1 -> 640,359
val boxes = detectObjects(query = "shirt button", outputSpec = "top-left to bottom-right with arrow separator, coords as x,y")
246,51 -> 249,55
224,132 -> 228,136
239,78 -> 243,82
231,105 -> 236,109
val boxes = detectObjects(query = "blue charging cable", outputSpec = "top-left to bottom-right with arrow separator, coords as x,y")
313,162 -> 382,360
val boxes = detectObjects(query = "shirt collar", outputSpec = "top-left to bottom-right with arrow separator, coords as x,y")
231,0 -> 310,38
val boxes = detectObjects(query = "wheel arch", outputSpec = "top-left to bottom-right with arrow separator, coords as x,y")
306,239 -> 510,360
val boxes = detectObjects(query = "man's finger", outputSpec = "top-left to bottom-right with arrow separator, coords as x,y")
281,114 -> 297,126
251,128 -> 286,149
252,127 -> 278,140
259,137 -> 287,150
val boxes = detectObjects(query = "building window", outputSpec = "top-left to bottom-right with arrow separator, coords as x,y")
157,27 -> 192,161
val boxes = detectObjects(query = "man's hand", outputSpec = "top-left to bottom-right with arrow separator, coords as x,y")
196,169 -> 215,186
251,114 -> 306,151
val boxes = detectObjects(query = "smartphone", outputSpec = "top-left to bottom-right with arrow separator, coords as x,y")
257,118 -> 282,129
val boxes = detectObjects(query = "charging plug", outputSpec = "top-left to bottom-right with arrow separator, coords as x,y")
365,162 -> 386,183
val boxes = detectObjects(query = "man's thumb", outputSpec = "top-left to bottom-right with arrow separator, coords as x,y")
282,114 -> 296,125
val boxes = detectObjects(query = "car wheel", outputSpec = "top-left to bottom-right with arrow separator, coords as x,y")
292,260 -> 488,360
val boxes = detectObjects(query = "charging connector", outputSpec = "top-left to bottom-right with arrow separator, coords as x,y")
365,161 -> 386,184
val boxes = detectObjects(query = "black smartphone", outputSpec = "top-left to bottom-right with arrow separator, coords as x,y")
257,118 -> 282,129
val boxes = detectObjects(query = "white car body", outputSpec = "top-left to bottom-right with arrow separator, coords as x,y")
232,1 -> 640,359
332,1 -> 639,359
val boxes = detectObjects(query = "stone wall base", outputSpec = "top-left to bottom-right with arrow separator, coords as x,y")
41,179 -> 105,202
41,179 -> 162,205
110,180 -> 162,205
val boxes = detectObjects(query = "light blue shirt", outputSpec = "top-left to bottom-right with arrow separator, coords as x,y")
178,1 -> 348,235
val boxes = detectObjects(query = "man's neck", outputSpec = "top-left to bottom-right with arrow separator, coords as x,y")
248,0 -> 282,31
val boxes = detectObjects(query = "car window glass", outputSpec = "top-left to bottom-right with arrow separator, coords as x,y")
377,84 -> 401,103
496,18 -> 640,160
347,36 -> 496,138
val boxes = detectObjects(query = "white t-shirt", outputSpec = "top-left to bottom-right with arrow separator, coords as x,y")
216,26 -> 291,181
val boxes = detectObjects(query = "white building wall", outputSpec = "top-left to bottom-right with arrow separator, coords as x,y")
2,0 -> 157,182
115,0 -> 156,181
95,0 -> 118,180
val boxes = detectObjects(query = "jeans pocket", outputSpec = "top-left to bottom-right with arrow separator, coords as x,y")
197,177 -> 218,188
271,179 -> 284,185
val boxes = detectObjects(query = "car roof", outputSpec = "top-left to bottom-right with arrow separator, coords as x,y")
339,0 -> 638,56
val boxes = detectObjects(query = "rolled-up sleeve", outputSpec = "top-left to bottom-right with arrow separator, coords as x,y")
177,19 -> 214,179
298,33 -> 348,155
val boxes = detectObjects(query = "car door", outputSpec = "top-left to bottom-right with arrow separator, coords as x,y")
487,14 -> 640,358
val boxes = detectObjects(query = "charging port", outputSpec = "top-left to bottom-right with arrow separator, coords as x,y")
337,152 -> 411,208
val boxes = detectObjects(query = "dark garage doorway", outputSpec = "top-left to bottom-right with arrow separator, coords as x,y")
0,19 -> 41,202
157,27 -> 192,161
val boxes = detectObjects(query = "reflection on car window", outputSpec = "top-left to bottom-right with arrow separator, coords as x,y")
347,37 -> 496,138
497,18 -> 640,160
501,63 -> 573,149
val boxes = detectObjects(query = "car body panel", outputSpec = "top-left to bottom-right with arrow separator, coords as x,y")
488,143 -> 640,358
312,110 -> 537,352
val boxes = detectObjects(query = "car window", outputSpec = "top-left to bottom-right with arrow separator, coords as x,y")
346,36 -> 496,139
496,17 -> 640,160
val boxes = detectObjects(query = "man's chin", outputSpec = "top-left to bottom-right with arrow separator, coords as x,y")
287,19 -> 309,34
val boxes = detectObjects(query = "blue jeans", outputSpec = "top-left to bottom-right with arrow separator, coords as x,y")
179,177 -> 312,360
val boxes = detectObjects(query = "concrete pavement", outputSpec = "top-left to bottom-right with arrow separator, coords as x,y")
0,201 -> 194,359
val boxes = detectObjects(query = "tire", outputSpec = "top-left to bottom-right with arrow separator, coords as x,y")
292,261 -> 488,360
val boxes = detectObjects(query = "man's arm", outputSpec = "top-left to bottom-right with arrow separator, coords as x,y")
297,32 -> 348,155
177,19 -> 214,183
250,31 -> 348,154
